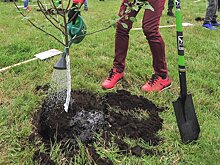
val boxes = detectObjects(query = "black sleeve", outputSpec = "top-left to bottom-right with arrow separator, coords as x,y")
68,3 -> 80,24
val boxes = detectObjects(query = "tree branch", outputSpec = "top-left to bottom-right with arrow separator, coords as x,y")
50,0 -> 64,17
37,0 -> 66,35
38,2 -> 65,28
13,0 -> 65,46
66,0 -> 71,11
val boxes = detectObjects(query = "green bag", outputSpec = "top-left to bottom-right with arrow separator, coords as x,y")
67,15 -> 87,44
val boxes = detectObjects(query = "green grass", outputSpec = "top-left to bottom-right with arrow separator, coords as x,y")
0,0 -> 220,164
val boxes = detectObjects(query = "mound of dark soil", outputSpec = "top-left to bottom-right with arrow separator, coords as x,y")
32,89 -> 165,164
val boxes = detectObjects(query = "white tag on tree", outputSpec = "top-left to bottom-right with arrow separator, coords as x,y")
35,49 -> 62,60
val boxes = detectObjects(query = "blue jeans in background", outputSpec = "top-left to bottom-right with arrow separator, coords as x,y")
84,0 -> 88,11
24,0 -> 29,8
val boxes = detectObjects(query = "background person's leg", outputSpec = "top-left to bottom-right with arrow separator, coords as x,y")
211,0 -> 219,25
203,0 -> 218,29
84,0 -> 88,11
167,0 -> 174,16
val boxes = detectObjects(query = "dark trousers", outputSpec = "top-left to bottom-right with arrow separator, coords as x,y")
218,0 -> 220,10
113,0 -> 168,77
204,0 -> 218,23
168,0 -> 174,10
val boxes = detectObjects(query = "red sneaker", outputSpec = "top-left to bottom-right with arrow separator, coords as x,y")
26,6 -> 31,12
101,68 -> 124,90
142,74 -> 172,93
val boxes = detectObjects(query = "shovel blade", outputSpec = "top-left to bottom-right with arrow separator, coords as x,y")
173,94 -> 200,143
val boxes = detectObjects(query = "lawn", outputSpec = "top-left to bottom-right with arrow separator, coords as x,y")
0,0 -> 220,164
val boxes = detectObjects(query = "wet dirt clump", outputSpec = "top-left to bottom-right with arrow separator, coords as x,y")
33,89 -> 165,164
39,90 -> 107,144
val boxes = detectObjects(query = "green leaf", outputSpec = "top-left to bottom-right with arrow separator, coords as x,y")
116,16 -> 122,22
133,5 -> 139,11
129,17 -> 137,23
119,10 -> 125,16
121,23 -> 128,29
143,3 -> 154,11
110,22 -> 116,28
125,7 -> 131,14
124,3 -> 129,7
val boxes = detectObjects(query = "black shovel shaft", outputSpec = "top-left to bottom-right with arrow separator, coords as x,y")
173,0 -> 200,143
175,0 -> 187,98
178,68 -> 187,99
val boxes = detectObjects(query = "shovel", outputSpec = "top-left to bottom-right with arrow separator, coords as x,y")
172,0 -> 200,143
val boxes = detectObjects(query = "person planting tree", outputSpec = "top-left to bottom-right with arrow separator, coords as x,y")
101,0 -> 172,92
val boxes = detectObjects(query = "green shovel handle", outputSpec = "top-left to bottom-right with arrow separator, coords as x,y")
175,0 -> 187,98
